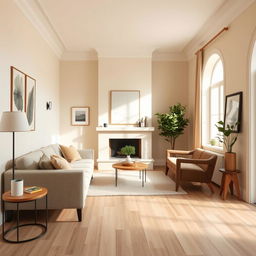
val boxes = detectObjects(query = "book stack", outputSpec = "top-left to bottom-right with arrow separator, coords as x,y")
24,186 -> 42,194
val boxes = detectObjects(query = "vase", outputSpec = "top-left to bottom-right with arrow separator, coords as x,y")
126,155 -> 132,163
225,152 -> 236,171
11,179 -> 24,196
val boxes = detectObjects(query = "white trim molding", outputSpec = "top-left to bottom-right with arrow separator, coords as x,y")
152,52 -> 188,62
184,0 -> 255,60
61,50 -> 98,61
15,0 -> 65,58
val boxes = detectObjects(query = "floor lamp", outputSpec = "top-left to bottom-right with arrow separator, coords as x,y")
0,111 -> 29,195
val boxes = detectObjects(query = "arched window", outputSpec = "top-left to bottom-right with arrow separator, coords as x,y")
202,53 -> 224,148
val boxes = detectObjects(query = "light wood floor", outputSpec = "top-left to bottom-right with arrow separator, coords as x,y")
1,169 -> 256,256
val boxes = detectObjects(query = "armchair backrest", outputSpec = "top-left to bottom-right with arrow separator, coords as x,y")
192,148 -> 217,180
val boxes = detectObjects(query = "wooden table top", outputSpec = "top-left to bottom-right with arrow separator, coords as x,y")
2,187 -> 48,202
112,162 -> 148,170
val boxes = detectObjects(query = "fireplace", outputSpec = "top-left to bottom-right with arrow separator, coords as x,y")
109,138 -> 141,158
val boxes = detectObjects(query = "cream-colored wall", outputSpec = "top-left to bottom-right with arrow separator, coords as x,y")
188,2 -> 256,201
59,61 -> 98,159
98,58 -> 152,126
0,0 -> 60,223
152,61 -> 189,165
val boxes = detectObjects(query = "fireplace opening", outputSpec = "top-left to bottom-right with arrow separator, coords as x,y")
109,138 -> 141,158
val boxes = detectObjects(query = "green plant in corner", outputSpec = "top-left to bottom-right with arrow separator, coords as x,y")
215,121 -> 238,152
155,103 -> 189,149
120,145 -> 136,156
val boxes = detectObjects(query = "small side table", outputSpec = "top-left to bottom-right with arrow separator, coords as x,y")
219,168 -> 241,200
2,187 -> 48,243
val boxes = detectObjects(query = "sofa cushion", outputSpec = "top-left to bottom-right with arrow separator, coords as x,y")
40,146 -> 56,158
39,154 -> 54,169
51,155 -> 71,169
70,159 -> 94,168
51,144 -> 63,156
15,150 -> 43,170
60,145 -> 82,163
180,163 -> 204,172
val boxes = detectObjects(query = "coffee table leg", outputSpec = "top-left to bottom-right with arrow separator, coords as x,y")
145,169 -> 147,183
142,170 -> 144,187
139,170 -> 141,179
115,168 -> 118,186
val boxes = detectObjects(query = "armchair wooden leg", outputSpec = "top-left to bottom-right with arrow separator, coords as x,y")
165,164 -> 169,176
175,179 -> 180,191
77,208 -> 82,222
206,183 -> 214,194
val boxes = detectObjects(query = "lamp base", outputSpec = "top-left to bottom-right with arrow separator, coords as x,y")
11,179 -> 23,196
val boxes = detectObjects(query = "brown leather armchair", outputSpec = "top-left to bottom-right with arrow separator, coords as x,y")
166,148 -> 217,192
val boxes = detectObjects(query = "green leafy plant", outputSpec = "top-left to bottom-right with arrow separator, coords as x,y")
155,103 -> 189,149
215,121 -> 238,152
120,145 -> 135,156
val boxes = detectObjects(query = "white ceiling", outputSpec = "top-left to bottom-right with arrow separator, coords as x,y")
38,0 -> 226,57
16,0 -> 255,59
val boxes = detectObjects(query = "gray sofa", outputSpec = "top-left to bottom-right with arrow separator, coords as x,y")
3,144 -> 94,221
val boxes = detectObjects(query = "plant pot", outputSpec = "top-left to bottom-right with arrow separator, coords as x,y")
225,152 -> 236,171
126,155 -> 132,163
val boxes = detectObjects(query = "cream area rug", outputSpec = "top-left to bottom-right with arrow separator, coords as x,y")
88,170 -> 186,196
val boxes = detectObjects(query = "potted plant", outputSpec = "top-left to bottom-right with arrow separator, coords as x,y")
155,103 -> 189,149
120,145 -> 135,163
215,121 -> 238,171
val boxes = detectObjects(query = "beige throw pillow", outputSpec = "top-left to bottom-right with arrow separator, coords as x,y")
60,145 -> 81,163
51,155 -> 71,169
39,154 -> 54,169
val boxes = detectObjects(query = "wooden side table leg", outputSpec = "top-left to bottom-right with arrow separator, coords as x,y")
229,180 -> 234,195
233,174 -> 241,200
223,174 -> 231,200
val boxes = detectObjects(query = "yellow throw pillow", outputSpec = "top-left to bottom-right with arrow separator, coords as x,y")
51,155 -> 71,169
60,145 -> 82,163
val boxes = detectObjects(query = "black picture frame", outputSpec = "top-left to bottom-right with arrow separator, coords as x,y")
224,91 -> 242,133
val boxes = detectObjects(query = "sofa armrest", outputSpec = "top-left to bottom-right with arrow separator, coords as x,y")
167,149 -> 194,158
78,149 -> 94,160
3,169 -> 85,210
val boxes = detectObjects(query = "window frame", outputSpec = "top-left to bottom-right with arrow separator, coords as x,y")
201,52 -> 225,153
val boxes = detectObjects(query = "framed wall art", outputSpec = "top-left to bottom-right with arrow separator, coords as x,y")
224,91 -> 242,133
25,75 -> 36,131
71,107 -> 90,126
11,66 -> 26,112
110,90 -> 140,125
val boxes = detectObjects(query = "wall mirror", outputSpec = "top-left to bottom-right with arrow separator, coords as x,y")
110,90 -> 140,125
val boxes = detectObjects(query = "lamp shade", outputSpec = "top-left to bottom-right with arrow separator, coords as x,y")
0,111 -> 29,132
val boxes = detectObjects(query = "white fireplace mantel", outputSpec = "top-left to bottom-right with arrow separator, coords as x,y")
96,126 -> 155,132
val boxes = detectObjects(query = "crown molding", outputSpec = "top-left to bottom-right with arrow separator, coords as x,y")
15,0 -> 65,58
152,52 -> 188,62
184,0 -> 256,60
61,50 -> 98,61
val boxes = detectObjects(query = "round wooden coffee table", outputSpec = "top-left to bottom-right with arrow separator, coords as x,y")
112,162 -> 148,187
2,187 -> 48,243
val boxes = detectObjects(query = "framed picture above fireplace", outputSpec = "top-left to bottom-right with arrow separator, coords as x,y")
110,90 -> 140,125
